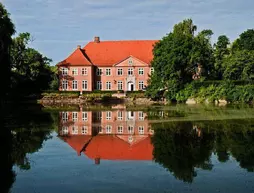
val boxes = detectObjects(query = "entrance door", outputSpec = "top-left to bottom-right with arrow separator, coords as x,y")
128,82 -> 134,91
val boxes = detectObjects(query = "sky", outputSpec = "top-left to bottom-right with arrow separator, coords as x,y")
1,0 -> 254,64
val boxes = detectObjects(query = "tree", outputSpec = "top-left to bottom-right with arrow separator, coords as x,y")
0,2 -> 15,104
147,19 -> 214,100
222,50 -> 254,81
214,35 -> 230,79
232,29 -> 254,52
10,33 -> 54,96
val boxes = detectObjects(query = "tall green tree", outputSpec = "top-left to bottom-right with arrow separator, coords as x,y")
10,33 -> 54,96
214,35 -> 230,79
0,3 -> 15,104
147,19 -> 214,100
232,29 -> 254,52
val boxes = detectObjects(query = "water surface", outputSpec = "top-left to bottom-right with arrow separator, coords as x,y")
2,104 -> 254,193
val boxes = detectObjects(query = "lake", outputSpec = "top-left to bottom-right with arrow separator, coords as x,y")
2,104 -> 254,193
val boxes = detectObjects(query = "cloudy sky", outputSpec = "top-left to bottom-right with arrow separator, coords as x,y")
2,0 -> 254,64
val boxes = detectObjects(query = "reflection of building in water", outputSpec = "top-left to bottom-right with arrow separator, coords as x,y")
58,108 -> 154,162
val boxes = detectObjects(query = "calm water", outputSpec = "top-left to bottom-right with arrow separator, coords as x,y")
2,104 -> 254,193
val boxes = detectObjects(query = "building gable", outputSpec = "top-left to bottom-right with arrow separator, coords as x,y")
114,56 -> 150,67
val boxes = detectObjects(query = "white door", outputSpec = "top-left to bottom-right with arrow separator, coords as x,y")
127,82 -> 134,91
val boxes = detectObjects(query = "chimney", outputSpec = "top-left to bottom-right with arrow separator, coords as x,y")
77,45 -> 81,49
94,36 -> 100,43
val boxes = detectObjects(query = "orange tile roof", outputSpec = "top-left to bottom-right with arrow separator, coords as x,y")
84,135 -> 153,161
83,40 -> 158,66
63,135 -> 153,161
57,47 -> 92,66
58,40 -> 158,67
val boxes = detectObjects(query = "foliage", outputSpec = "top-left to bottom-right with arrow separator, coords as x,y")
147,19 -> 214,100
10,33 -> 54,97
232,29 -> 254,52
0,2 -> 15,104
126,91 -> 146,98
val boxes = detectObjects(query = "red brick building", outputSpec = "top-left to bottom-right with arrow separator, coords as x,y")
57,37 -> 157,92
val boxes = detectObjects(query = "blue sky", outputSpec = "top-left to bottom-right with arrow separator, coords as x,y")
2,0 -> 254,64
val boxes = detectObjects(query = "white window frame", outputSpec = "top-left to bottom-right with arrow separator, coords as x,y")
62,80 -> 68,90
96,81 -> 102,90
117,68 -> 123,76
82,112 -> 88,121
62,126 -> 68,135
127,111 -> 134,120
106,125 -> 112,134
139,81 -> 144,90
128,126 -> 134,134
62,67 -> 68,75
117,81 -> 123,90
106,111 -> 112,120
72,112 -> 78,122
138,126 -> 144,134
117,126 -> 123,134
72,68 -> 78,75
72,80 -> 78,90
117,111 -> 123,120
105,68 -> 111,76
96,68 -> 102,76
98,126 -> 103,134
128,68 -> 133,76
82,80 -> 88,90
138,111 -> 144,120
81,68 -> 87,75
96,112 -> 102,120
138,68 -> 144,75
106,81 -> 111,90
62,112 -> 68,122
82,126 -> 88,134
72,126 -> 78,135
150,67 -> 154,74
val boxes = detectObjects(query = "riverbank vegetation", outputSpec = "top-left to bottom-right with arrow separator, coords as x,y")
0,3 -> 57,105
146,19 -> 254,104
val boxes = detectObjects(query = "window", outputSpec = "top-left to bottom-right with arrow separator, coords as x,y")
98,126 -> 103,134
82,112 -> 88,121
62,112 -> 68,122
96,112 -> 102,120
96,81 -> 102,90
62,126 -> 68,135
138,111 -> 144,120
62,67 -> 68,75
82,126 -> 88,134
117,126 -> 123,134
138,68 -> 144,75
138,126 -> 144,134
72,126 -> 78,135
127,111 -> 134,120
72,112 -> 78,122
117,111 -> 123,120
117,81 -> 123,90
106,68 -> 111,76
106,125 -> 112,134
82,68 -> 87,75
117,68 -> 123,76
128,59 -> 133,65
128,136 -> 133,143
139,81 -> 144,90
128,68 -> 133,76
82,80 -> 88,90
150,67 -> 154,74
106,111 -> 111,120
72,80 -> 78,90
62,80 -> 68,90
72,68 -> 78,75
106,81 -> 111,90
128,126 -> 134,134
96,68 -> 102,76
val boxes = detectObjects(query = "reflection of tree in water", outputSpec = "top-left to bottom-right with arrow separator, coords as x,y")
1,104 -> 55,193
152,119 -> 254,183
152,122 -> 215,183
